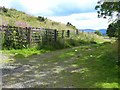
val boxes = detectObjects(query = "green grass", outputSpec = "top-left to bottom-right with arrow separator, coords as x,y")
57,42 -> 118,88
0,7 -> 76,30
53,42 -> 118,88
1,38 -> 118,88
39,42 -> 118,88
2,48 -> 50,58
1,48 -> 50,64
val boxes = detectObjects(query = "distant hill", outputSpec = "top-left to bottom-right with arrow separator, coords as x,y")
80,29 -> 95,33
79,29 -> 107,35
0,7 -> 76,30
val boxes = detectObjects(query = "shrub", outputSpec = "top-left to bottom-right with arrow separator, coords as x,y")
37,16 -> 45,22
0,6 -> 8,13
5,13 -> 11,17
94,30 -> 102,36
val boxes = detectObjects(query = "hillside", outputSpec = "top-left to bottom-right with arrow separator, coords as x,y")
0,7 -> 76,30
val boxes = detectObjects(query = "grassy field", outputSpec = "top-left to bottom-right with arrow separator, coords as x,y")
1,41 -> 119,88
0,7 -> 75,30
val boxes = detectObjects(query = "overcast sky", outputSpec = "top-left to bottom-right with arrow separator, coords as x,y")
0,0 -> 110,29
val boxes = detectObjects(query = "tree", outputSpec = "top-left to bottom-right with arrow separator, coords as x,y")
95,0 -> 120,20
95,0 -> 120,38
37,16 -> 45,22
94,30 -> 102,36
0,6 -> 8,13
107,20 -> 119,38
66,22 -> 76,29
66,22 -> 72,26
95,1 -> 120,65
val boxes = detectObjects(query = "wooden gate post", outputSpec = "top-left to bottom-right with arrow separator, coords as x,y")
62,30 -> 64,38
67,30 -> 70,38
54,29 -> 57,42
45,30 -> 48,40
76,29 -> 79,35
27,27 -> 31,47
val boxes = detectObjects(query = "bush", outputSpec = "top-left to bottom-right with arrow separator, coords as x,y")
90,41 -> 97,44
94,30 -> 102,36
0,6 -> 8,13
5,13 -> 11,17
66,38 -> 79,46
37,16 -> 45,22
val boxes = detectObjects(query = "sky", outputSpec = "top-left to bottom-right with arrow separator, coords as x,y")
0,0 -> 110,29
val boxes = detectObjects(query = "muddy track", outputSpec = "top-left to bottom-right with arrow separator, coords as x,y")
2,48 -> 78,88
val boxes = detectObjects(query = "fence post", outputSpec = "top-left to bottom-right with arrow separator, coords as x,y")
62,30 -> 64,38
27,27 -> 31,47
67,30 -> 70,38
54,29 -> 57,42
18,27 -> 21,48
45,30 -> 48,41
76,29 -> 79,35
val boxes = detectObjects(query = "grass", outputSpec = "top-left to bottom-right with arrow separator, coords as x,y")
2,41 -> 119,88
55,42 -> 119,88
0,48 -> 50,64
0,7 -> 76,30
2,48 -> 50,57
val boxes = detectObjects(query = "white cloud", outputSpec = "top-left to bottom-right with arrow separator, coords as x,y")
0,0 -> 13,8
0,0 -> 98,16
18,0 -> 97,14
47,12 -> 109,29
